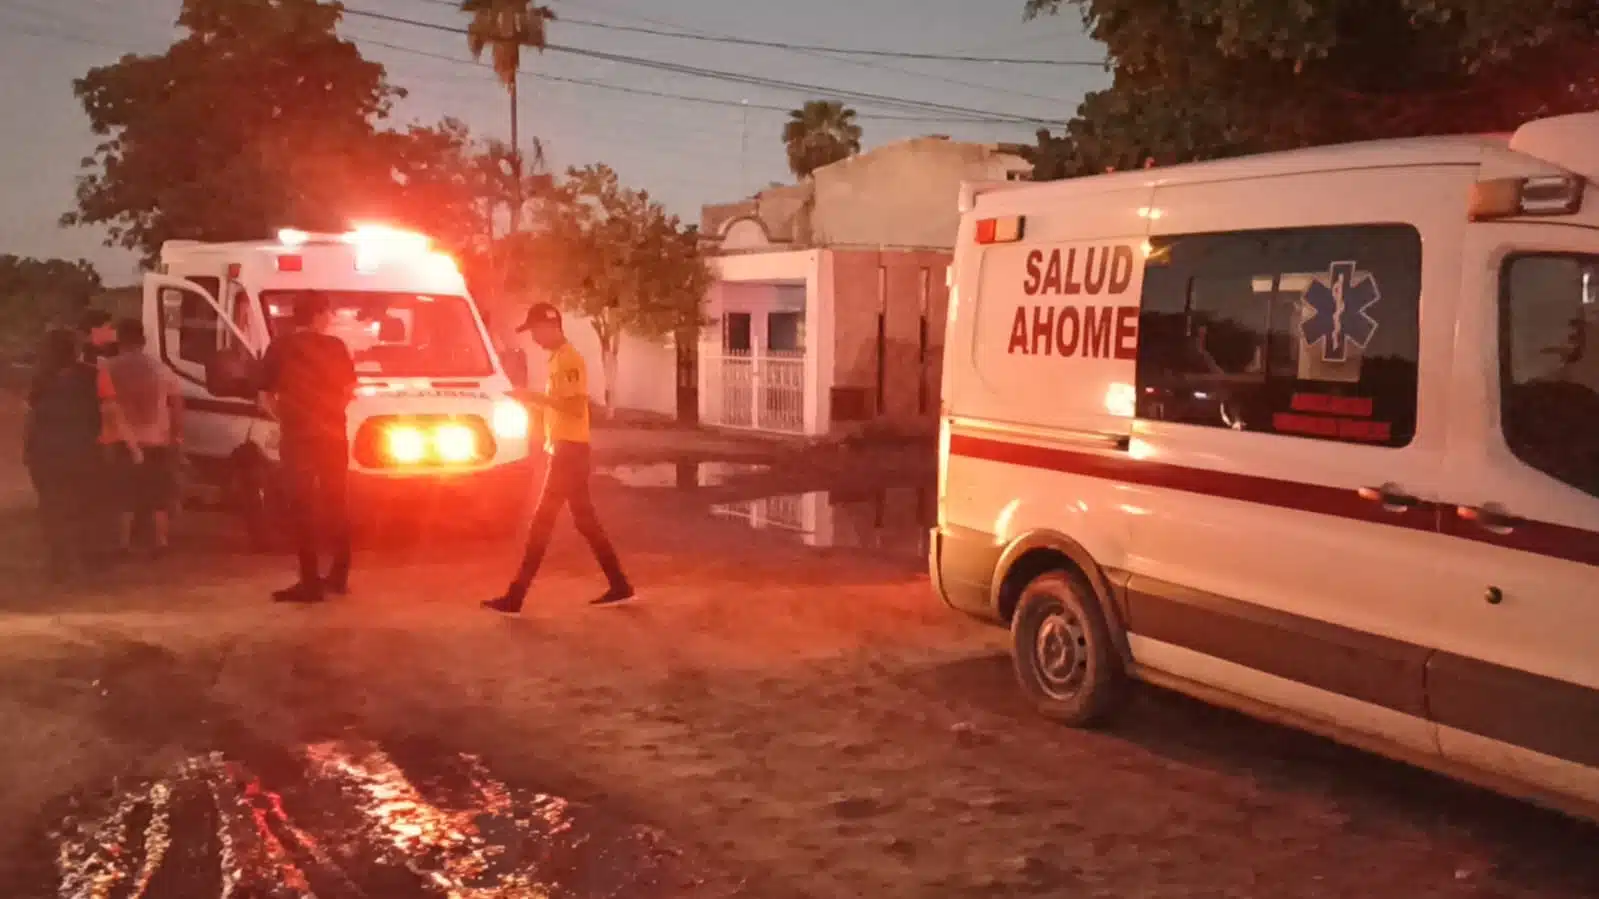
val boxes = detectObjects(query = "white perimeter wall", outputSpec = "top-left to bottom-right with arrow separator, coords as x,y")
518,319 -> 678,418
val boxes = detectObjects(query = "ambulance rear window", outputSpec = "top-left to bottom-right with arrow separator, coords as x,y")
263,290 -> 491,379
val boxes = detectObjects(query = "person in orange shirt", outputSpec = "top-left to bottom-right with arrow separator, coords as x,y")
77,310 -> 141,559
78,309 -> 118,365
483,303 -> 633,612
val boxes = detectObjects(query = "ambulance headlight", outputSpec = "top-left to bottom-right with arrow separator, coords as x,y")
491,398 -> 530,439
432,422 -> 479,463
355,416 -> 496,468
383,424 -> 429,465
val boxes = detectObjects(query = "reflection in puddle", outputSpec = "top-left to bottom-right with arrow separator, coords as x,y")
711,486 -> 934,561
49,741 -> 695,898
599,462 -> 768,489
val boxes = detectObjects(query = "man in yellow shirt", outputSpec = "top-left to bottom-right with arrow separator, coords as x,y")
484,303 -> 634,611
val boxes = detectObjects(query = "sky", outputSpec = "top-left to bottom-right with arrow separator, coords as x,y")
0,0 -> 1108,285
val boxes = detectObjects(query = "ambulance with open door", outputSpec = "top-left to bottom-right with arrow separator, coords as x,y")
145,226 -> 534,544
932,112 -> 1599,820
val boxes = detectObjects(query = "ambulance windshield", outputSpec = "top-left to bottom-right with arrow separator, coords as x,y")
263,290 -> 493,379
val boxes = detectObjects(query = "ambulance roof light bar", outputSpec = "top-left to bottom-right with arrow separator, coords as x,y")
276,225 -> 434,250
975,216 -> 1024,245
1469,174 -> 1583,221
344,224 -> 431,253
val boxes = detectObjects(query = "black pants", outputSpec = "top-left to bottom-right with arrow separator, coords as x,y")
31,461 -> 94,579
280,438 -> 351,587
508,441 -> 626,600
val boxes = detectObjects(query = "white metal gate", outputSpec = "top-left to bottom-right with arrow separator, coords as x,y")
707,348 -> 805,433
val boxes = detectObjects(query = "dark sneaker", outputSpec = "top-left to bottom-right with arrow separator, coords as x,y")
590,583 -> 636,606
482,595 -> 523,614
273,583 -> 325,604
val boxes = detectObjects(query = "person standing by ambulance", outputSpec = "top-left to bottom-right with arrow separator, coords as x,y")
25,328 -> 139,580
102,319 -> 184,556
483,303 -> 633,612
258,293 -> 356,603
78,308 -> 125,558
78,309 -> 118,365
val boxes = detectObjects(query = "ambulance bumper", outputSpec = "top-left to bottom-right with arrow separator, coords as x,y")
929,524 -> 1005,624
347,456 -> 538,524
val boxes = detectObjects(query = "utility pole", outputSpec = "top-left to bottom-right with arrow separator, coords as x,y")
739,99 -> 750,195
509,73 -> 523,235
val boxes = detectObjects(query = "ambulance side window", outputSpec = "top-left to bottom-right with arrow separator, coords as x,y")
1501,254 -> 1599,499
1135,224 -> 1422,447
176,276 -> 222,368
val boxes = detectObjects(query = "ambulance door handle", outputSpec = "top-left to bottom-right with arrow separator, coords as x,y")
1456,502 -> 1518,536
1357,483 -> 1418,514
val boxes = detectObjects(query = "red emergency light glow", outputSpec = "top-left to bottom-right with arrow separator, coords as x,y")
976,216 -> 1023,245
276,254 -> 303,272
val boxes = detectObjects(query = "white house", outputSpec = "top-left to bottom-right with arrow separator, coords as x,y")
516,135 -> 1032,432
696,136 -> 1032,438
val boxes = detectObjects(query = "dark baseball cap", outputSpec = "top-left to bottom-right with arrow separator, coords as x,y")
517,302 -> 563,332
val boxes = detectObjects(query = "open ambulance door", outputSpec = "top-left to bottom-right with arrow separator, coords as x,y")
145,273 -> 258,399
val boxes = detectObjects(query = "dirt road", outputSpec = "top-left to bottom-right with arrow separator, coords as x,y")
0,423 -> 1595,896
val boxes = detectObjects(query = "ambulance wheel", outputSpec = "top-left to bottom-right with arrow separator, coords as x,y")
1010,570 -> 1125,727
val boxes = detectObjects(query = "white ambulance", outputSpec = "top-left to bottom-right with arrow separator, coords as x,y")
145,226 -> 534,544
932,112 -> 1599,819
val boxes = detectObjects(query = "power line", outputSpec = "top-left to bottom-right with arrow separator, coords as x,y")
414,0 -> 1102,66
0,0 -> 147,49
356,34 -> 1044,125
350,34 -> 1038,187
559,16 -> 1105,67
340,6 -> 1065,126
551,43 -> 1059,124
411,0 -> 1084,104
0,19 -> 121,50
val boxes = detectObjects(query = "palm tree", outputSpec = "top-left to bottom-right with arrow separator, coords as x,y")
461,0 -> 555,233
782,100 -> 863,179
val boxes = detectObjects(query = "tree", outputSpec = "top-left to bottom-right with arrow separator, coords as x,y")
63,0 -> 404,266
0,256 -> 103,353
372,121 -> 538,280
505,164 -> 711,410
1025,0 -> 1599,177
461,0 -> 555,234
782,100 -> 863,179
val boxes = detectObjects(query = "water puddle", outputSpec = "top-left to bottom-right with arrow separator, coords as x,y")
46,740 -> 699,898
598,462 -> 768,489
710,485 -> 934,562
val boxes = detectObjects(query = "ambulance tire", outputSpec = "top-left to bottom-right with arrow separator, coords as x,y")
1009,569 -> 1126,728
